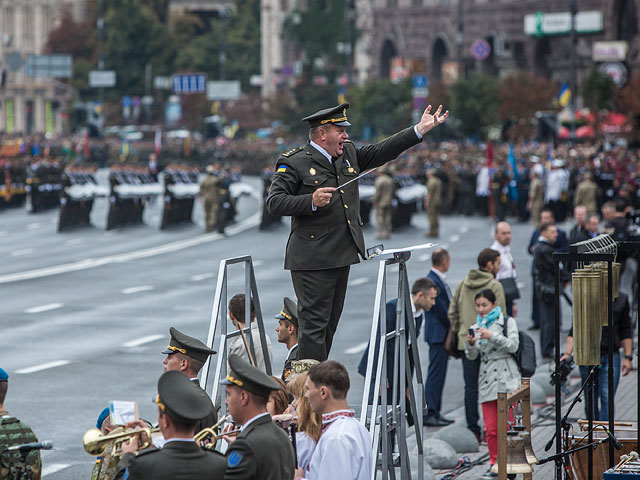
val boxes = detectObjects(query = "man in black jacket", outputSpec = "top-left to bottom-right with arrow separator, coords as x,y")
533,223 -> 571,360
267,103 -> 448,361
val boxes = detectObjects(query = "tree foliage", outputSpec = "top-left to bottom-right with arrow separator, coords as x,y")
582,65 -> 616,111
346,78 -> 412,139
499,72 -> 558,140
448,73 -> 499,138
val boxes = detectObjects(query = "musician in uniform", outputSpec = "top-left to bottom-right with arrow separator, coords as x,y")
267,103 -> 448,361
425,168 -> 442,238
274,297 -> 299,382
114,371 -> 226,480
162,327 -> 217,431
221,354 -> 295,479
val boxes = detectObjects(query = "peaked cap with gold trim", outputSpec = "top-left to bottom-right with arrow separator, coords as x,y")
274,297 -> 298,328
220,354 -> 280,398
162,326 -> 217,362
302,103 -> 351,128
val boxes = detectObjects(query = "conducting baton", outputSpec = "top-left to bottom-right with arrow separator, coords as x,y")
337,167 -> 378,189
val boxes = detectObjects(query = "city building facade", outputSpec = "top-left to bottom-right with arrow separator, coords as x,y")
368,0 -> 640,87
0,0 -> 89,136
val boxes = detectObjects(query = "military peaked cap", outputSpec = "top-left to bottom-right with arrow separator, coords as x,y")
154,370 -> 212,421
302,103 -> 351,128
162,327 -> 217,362
220,354 -> 280,398
274,297 -> 298,328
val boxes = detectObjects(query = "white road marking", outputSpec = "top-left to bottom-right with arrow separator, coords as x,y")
253,260 -> 264,267
418,253 -> 430,262
121,285 -> 154,295
460,226 -> 469,233
123,334 -> 164,348
191,272 -> 215,281
450,234 -> 460,242
441,243 -> 450,250
27,222 -> 41,230
517,281 -> 526,289
0,208 -> 261,285
0,230 -> 7,237
25,302 -> 64,314
42,464 -> 72,477
64,238 -> 84,246
16,360 -> 70,374
348,277 -> 369,287
345,341 -> 369,354
11,248 -> 33,256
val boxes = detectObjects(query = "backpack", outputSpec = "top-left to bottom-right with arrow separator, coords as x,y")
503,317 -> 537,378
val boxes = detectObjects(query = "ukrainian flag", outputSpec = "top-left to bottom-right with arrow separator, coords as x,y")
558,83 -> 571,107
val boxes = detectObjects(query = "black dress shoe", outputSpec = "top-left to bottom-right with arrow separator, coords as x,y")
423,416 -> 449,427
437,415 -> 454,425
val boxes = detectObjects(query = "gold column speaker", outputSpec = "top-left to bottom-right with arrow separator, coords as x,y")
572,270 -> 602,366
490,430 -> 534,475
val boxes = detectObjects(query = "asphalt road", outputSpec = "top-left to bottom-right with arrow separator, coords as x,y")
1,175 -> 561,479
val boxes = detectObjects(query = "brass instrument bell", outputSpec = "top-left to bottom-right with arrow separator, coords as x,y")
490,430 -> 534,475
83,426 -> 157,457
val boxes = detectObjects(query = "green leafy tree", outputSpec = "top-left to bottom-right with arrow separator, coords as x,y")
103,0 -> 172,98
346,78 -> 412,138
448,73 -> 499,138
283,1 -> 355,81
582,65 -> 616,111
174,0 -> 261,91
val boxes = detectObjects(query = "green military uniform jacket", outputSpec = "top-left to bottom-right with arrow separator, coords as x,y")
114,441 -> 226,480
192,379 -> 218,435
224,414 -> 294,480
267,127 -> 421,270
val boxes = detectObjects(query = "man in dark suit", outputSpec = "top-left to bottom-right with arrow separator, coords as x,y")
423,248 -> 454,426
221,354 -> 295,479
274,297 -> 299,382
527,208 -> 568,329
358,278 -> 438,408
162,327 -> 217,433
267,103 -> 448,361
115,371 -> 226,480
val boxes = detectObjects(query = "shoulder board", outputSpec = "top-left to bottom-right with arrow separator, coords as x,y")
282,147 -> 303,158
135,447 -> 159,457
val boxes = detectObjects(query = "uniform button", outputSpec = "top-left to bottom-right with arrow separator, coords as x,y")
348,220 -> 351,224
337,175 -> 340,179
344,204 -> 348,209
340,189 -> 345,194
310,235 -> 315,239
314,180 -> 318,184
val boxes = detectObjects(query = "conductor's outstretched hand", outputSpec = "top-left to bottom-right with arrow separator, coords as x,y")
415,105 -> 449,136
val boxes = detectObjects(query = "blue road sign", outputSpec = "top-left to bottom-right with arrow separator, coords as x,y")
172,73 -> 207,94
471,40 -> 491,60
412,73 -> 428,89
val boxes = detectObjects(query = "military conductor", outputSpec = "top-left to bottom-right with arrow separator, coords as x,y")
267,103 -> 448,361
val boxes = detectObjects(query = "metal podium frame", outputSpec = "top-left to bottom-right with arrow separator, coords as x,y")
199,255 -> 273,415
360,250 -> 426,480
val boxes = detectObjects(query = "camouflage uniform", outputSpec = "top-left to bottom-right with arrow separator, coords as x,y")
199,174 -> 220,232
0,409 -> 41,480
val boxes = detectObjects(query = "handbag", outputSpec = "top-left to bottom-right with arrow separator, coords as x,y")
500,277 -> 521,303
444,327 -> 461,358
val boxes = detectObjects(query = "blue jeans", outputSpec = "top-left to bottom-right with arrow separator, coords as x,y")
579,352 -> 621,421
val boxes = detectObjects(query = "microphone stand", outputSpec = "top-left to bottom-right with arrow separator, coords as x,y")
545,365 -> 598,480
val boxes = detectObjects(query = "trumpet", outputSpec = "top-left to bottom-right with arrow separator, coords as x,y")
83,426 -> 159,457
194,414 -> 241,449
